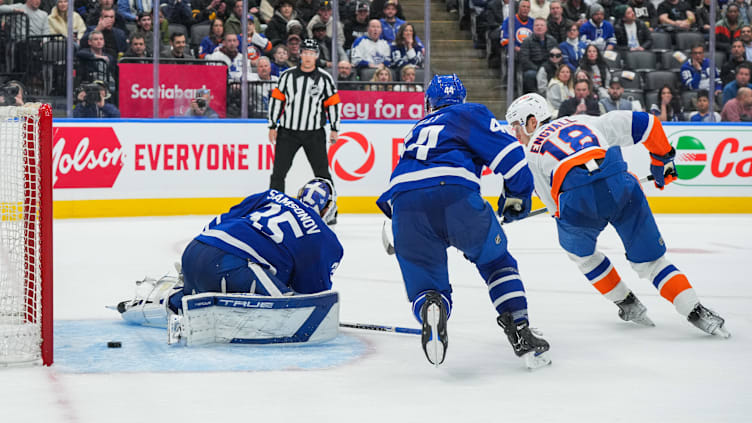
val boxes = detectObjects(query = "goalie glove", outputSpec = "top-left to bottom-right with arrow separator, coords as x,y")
497,192 -> 532,223
650,147 -> 678,190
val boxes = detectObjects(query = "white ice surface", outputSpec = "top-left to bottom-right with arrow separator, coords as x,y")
1,213 -> 751,422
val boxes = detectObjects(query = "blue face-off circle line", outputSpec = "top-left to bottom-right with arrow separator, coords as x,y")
53,320 -> 367,374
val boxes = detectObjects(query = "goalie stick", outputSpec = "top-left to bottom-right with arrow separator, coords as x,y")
340,322 -> 421,335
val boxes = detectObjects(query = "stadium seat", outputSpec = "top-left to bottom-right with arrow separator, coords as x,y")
624,50 -> 657,73
358,67 -> 377,81
191,23 -> 211,54
713,50 -> 727,67
615,70 -> 642,90
660,50 -> 687,72
650,32 -> 672,52
168,23 -> 188,42
681,90 -> 697,111
41,36 -> 66,96
603,50 -> 622,71
675,32 -> 704,51
645,70 -> 678,91
644,90 -> 658,110
623,89 -> 645,110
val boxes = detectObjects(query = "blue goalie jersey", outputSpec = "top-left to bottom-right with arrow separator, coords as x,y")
195,190 -> 343,294
377,103 -> 533,217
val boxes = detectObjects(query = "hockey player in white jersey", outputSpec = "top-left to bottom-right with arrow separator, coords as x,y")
505,93 -> 730,338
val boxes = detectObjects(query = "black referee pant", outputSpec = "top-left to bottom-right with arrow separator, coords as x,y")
270,127 -> 333,193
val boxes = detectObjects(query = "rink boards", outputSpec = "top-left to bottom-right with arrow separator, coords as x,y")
50,119 -> 752,218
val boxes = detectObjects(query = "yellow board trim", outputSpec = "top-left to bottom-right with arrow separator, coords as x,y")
49,196 -> 752,219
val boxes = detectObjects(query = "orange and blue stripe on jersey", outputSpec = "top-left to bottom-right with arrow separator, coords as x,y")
631,112 -> 672,158
550,147 -> 607,217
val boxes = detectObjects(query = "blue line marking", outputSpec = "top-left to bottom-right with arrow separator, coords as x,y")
53,320 -> 366,373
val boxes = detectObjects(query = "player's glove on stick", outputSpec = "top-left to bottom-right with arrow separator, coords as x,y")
650,146 -> 677,190
497,192 -> 532,223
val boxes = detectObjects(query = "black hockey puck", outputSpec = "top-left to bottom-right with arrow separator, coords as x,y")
107,341 -> 122,348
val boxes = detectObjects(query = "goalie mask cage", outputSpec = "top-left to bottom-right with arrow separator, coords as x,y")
0,104 -> 53,366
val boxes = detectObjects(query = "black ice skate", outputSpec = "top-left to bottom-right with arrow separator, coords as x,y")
420,291 -> 448,366
497,312 -> 551,370
688,303 -> 731,338
615,292 -> 655,327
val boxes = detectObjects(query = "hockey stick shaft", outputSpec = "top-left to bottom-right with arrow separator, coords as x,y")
339,322 -> 421,335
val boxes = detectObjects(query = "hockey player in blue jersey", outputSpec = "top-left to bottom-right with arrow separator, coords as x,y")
168,177 -> 342,311
376,74 -> 551,368
504,93 -> 730,338
117,178 -> 344,344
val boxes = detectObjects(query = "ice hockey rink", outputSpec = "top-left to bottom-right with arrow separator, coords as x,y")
2,213 -> 751,422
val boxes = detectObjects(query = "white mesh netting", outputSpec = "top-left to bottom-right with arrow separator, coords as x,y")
0,105 -> 43,365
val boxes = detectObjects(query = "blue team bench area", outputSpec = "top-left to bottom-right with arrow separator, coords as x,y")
52,320 -> 366,374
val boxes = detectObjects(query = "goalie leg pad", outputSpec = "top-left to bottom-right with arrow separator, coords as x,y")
180,291 -> 340,346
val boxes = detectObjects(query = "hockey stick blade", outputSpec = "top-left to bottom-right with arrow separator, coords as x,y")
340,322 -> 421,335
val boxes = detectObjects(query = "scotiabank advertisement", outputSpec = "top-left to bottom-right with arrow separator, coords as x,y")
50,121 -> 752,216
118,63 -> 228,118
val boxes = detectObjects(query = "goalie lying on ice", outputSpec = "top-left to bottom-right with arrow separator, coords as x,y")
116,179 -> 344,345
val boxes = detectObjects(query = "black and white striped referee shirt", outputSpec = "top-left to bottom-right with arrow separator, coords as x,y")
268,66 -> 341,131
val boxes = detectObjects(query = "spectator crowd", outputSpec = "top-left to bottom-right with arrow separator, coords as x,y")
479,0 -> 752,121
4,0 -> 752,121
0,0 -> 425,117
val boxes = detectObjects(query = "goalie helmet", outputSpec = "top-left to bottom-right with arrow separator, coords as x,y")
425,74 -> 466,111
297,178 -> 337,223
505,93 -> 551,135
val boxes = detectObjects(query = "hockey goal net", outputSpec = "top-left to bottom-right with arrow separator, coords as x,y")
0,104 -> 53,366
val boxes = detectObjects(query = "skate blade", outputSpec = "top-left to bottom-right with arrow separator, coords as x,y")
712,325 -> 731,339
423,304 -> 445,367
632,315 -> 656,327
523,351 -> 551,370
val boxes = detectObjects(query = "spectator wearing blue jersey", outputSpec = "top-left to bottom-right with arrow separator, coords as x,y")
560,22 -> 587,71
681,44 -> 722,95
270,44 -> 290,76
390,23 -> 424,69
379,0 -> 404,43
377,74 -> 551,368
722,62 -> 752,106
198,18 -> 224,59
579,3 -> 616,51
500,0 -> 534,54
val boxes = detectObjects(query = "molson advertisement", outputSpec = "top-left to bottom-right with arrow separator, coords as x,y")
50,121 -> 752,217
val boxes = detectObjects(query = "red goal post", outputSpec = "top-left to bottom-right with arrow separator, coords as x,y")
0,103 -> 53,366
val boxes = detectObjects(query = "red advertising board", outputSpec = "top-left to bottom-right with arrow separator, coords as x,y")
118,63 -> 228,118
338,90 -> 424,120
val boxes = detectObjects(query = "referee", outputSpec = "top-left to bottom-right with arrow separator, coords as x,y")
267,38 -> 341,204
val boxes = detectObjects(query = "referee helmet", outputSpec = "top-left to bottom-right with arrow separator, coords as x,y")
301,38 -> 320,54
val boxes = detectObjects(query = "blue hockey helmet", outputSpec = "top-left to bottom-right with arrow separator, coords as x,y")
425,74 -> 467,110
297,178 -> 337,222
